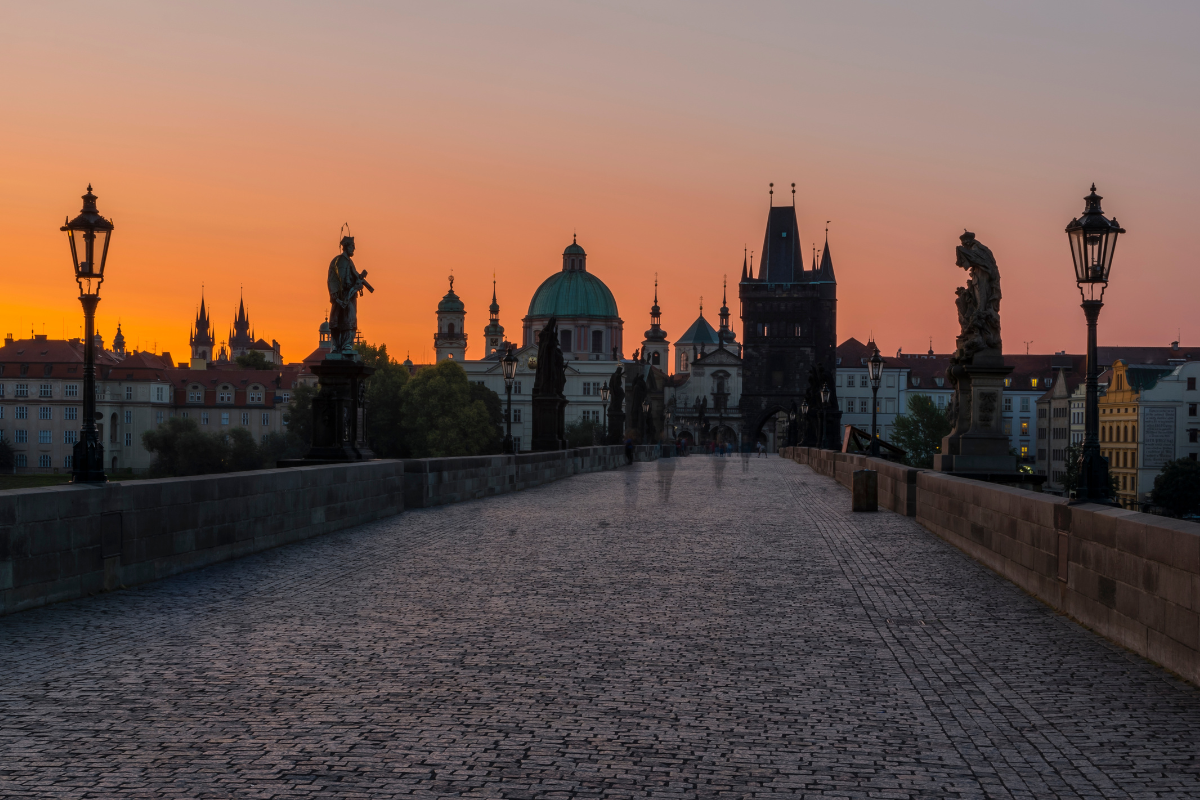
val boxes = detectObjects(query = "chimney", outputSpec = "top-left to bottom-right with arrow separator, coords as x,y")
1172,340 -> 1180,351
4,333 -> 12,346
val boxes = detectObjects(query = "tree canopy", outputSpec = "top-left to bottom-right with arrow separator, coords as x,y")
890,394 -> 951,469
1151,458 -> 1200,518
399,360 -> 501,458
234,350 -> 274,370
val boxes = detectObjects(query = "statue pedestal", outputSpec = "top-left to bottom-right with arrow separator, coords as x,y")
532,395 -> 566,451
284,358 -> 375,465
607,411 -> 626,445
934,360 -> 1015,474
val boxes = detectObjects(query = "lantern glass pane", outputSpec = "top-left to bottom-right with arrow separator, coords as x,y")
94,227 -> 111,278
1101,230 -> 1118,281
1068,227 -> 1086,283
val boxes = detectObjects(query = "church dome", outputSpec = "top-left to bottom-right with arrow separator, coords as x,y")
527,270 -> 619,319
438,279 -> 465,313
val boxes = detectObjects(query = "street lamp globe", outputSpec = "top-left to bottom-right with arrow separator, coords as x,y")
599,384 -> 610,404
62,185 -> 114,297
501,345 -> 518,388
1066,184 -> 1125,302
867,347 -> 884,390
800,400 -> 808,417
820,383 -> 830,406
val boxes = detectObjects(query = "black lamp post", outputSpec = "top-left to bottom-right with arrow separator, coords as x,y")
867,347 -> 884,458
1067,184 -> 1124,503
800,399 -> 809,447
819,383 -> 831,450
501,345 -> 518,454
599,383 -> 611,446
641,398 -> 651,445
62,186 -> 113,483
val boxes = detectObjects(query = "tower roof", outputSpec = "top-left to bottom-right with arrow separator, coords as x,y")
677,312 -> 719,346
758,205 -> 802,283
438,276 -> 465,313
563,234 -> 586,256
816,234 -> 836,283
527,270 -> 618,318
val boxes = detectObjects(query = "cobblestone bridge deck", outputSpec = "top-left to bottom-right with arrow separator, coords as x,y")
2,457 -> 1199,798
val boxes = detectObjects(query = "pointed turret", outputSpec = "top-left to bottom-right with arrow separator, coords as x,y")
758,201 -> 801,283
816,231 -> 836,283
112,322 -> 126,359
717,276 -> 737,348
190,290 -> 214,366
483,278 -> 505,356
641,276 -> 670,369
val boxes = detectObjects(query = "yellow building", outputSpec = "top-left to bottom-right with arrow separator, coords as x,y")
1098,360 -> 1173,508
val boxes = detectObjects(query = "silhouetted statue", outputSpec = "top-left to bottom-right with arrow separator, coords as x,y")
327,234 -> 374,358
532,318 -> 567,450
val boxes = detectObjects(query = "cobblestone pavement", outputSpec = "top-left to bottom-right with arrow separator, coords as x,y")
2,457 -> 1200,799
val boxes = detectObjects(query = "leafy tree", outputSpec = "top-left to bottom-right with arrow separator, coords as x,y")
469,380 -> 504,442
890,394 -> 951,468
356,341 -> 410,457
1151,458 -> 1200,518
399,360 -> 501,458
234,350 -> 274,370
142,417 -> 229,477
283,383 -> 316,450
259,431 -> 307,466
225,427 -> 263,472
565,419 -> 604,448
0,438 -> 14,472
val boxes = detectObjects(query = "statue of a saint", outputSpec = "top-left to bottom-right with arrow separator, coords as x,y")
951,231 -> 1002,365
609,365 -> 625,413
533,318 -> 565,398
327,234 -> 373,357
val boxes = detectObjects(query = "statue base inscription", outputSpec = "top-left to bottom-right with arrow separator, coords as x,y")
933,360 -> 1016,474
284,359 -> 376,464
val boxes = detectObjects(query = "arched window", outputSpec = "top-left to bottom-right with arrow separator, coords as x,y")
1123,425 -> 1128,442
651,351 -> 660,365
1131,425 -> 1136,441
447,322 -> 455,335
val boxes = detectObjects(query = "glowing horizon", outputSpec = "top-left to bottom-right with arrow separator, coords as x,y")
3,2 -> 1197,366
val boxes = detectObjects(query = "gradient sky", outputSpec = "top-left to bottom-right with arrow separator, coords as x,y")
3,1 -> 1196,365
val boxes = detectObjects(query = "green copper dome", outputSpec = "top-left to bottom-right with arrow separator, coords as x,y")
527,270 -> 619,319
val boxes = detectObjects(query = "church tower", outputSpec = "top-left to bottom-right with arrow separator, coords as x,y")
111,322 -> 127,359
640,277 -> 670,370
482,279 -> 505,357
190,293 -> 214,368
229,293 -> 254,357
435,275 -> 467,361
738,184 -> 840,447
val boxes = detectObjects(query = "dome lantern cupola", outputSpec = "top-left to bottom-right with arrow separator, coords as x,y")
562,234 -> 587,272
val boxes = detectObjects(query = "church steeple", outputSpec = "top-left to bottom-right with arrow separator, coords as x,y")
483,277 -> 505,357
640,274 -> 669,369
190,290 -> 214,367
435,274 -> 467,361
718,275 -> 734,347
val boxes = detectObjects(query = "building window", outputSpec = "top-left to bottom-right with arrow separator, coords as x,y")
156,410 -> 164,424
1020,420 -> 1029,435
512,408 -> 522,423
859,399 -> 868,413
64,455 -> 73,468
845,398 -> 854,413
39,406 -> 52,420
1020,445 -> 1029,458
262,412 -> 270,426
1190,430 -> 1198,443
249,390 -> 263,403
38,430 -> 52,444
124,432 -> 132,447
39,384 -> 52,398
937,395 -> 945,409
16,406 -> 28,420
281,392 -> 291,403
1190,404 -> 1197,417
38,454 -> 51,468
679,353 -> 689,372
221,412 -> 230,425
64,407 -> 78,421
1003,419 -> 1012,435
592,330 -> 604,353
63,429 -> 78,445
188,386 -> 204,403
1020,397 -> 1030,412
1003,397 -> 1012,412
155,385 -> 166,402
1188,377 -> 1196,391
0,384 -> 4,398
512,436 -> 521,452
16,383 -> 28,397
181,411 -> 189,420
859,375 -> 868,388
15,454 -> 27,468
15,429 -> 28,443
125,386 -> 133,400
513,381 -> 522,395
241,412 -> 249,425
560,330 -> 573,352
124,410 -> 132,424
218,387 -> 233,403
885,399 -> 895,414
201,412 -> 209,425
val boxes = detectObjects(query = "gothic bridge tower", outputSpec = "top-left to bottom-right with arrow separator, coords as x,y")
738,185 -> 840,447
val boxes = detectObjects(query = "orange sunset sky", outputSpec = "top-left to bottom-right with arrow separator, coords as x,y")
2,2 -> 1196,365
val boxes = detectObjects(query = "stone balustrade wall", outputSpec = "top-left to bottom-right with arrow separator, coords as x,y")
0,445 -> 648,617
780,446 -> 1200,686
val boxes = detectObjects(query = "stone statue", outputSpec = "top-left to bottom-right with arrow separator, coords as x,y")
951,231 -> 1002,366
533,318 -> 565,398
608,365 -> 625,413
327,234 -> 374,357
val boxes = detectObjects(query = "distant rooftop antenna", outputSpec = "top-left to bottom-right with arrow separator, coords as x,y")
1024,340 -> 1033,355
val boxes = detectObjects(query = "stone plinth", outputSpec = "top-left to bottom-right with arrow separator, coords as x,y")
532,395 -> 566,451
934,359 -> 1016,474
852,469 -> 877,512
299,359 -> 376,463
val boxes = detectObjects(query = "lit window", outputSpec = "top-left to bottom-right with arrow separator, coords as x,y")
1021,421 -> 1029,435
1031,378 -> 1038,388
1020,446 -> 1029,458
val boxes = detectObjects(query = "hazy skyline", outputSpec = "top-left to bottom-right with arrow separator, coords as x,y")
3,1 -> 1196,363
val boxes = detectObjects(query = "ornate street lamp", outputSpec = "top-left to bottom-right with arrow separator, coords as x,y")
819,382 -> 831,449
62,185 -> 113,483
641,398 -> 651,445
867,347 -> 884,458
1067,184 -> 1124,503
599,383 -> 611,446
501,345 -> 518,454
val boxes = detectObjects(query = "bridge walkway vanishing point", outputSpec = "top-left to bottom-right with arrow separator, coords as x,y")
1,456 -> 1199,799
